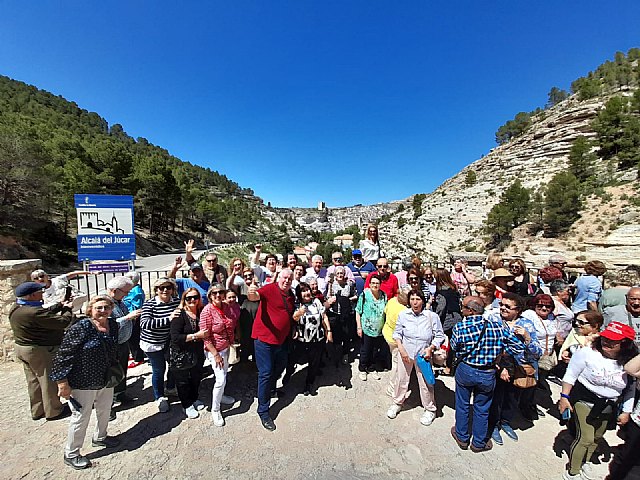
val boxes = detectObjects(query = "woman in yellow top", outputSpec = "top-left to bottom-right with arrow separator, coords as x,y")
383,288 -> 410,396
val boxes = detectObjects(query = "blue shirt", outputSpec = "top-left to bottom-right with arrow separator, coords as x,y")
451,314 -> 526,367
347,261 -> 376,296
175,278 -> 210,305
123,285 -> 145,311
572,275 -> 602,313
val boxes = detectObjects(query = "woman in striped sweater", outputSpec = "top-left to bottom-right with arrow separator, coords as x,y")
140,277 -> 180,413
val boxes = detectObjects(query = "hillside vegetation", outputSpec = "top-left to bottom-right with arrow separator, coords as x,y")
381,48 -> 640,269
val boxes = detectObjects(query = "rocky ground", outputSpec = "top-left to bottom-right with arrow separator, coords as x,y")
0,358 -> 629,480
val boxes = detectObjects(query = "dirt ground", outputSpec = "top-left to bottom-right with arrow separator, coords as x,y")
0,357 -> 629,480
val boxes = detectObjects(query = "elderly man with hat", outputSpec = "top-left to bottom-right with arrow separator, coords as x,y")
169,255 -> 211,305
9,282 -> 74,420
347,249 -> 376,296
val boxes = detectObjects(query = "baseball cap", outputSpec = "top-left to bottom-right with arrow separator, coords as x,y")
352,249 -> 362,256
16,282 -> 46,297
190,263 -> 203,271
600,321 -> 635,341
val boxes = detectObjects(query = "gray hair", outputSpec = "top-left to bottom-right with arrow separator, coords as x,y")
311,254 -> 323,263
335,265 -> 345,274
465,300 -> 485,314
549,279 -> 571,295
124,271 -> 140,285
30,269 -> 47,280
107,276 -> 134,291
153,276 -> 177,292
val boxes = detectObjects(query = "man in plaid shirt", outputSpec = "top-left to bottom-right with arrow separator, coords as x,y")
450,296 -> 526,452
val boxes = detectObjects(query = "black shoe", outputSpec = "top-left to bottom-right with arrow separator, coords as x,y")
47,404 -> 71,421
261,416 -> 276,431
303,386 -> 311,396
109,409 -> 116,421
92,436 -> 120,448
270,389 -> 284,399
64,455 -> 92,469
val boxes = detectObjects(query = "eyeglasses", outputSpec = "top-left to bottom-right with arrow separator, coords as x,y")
157,285 -> 174,292
509,265 -> 521,270
535,304 -> 553,310
210,291 -> 224,296
94,305 -> 113,311
243,274 -> 254,279
499,302 -> 518,311
377,265 -> 389,269
185,295 -> 199,302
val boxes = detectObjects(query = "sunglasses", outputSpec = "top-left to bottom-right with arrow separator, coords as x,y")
536,304 -> 553,310
575,319 -> 589,326
332,257 -> 343,262
243,274 -> 254,279
377,265 -> 389,269
158,285 -> 174,292
499,303 -> 517,311
185,295 -> 199,302
409,277 -> 419,282
37,274 -> 47,279
206,259 -> 217,263
210,291 -> 224,296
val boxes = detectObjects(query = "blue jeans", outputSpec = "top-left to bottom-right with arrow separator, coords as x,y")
146,349 -> 175,400
254,339 -> 288,419
455,362 -> 496,448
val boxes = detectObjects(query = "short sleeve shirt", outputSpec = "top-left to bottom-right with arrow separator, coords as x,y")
251,282 -> 295,345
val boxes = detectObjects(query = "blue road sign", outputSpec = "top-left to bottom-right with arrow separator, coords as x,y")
75,194 -> 136,261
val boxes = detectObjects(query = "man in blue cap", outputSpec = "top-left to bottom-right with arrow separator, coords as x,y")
347,249 -> 376,296
9,282 -> 73,420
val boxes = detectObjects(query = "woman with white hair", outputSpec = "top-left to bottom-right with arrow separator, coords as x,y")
123,271 -> 146,367
140,277 -> 180,413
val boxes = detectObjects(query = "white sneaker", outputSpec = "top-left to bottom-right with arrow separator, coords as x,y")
562,471 -> 583,480
157,397 -> 169,413
387,404 -> 402,419
184,405 -> 199,419
212,410 -> 225,427
368,370 -> 381,380
420,410 -> 436,426
221,395 -> 236,405
193,400 -> 206,411
165,387 -> 178,397
359,371 -> 367,381
580,462 -> 596,480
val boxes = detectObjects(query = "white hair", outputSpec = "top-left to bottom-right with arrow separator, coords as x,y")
312,254 -> 323,263
107,276 -> 134,291
30,269 -> 47,280
124,271 -> 140,285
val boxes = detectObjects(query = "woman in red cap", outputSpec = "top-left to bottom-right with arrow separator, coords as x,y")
558,321 -> 638,480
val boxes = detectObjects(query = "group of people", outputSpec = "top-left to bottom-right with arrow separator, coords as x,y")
8,232 -> 640,479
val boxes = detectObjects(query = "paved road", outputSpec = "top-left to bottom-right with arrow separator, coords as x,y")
0,360 -> 622,480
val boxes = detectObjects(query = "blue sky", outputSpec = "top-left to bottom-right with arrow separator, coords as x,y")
1,1 -> 638,207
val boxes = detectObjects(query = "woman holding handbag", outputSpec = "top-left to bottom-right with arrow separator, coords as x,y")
559,322 -> 637,480
386,289 -> 445,426
488,293 -> 542,445
200,284 -> 238,427
521,293 -> 558,420
50,295 -> 121,470
169,288 -> 208,419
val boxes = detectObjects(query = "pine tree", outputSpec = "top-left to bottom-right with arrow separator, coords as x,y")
543,172 -> 582,236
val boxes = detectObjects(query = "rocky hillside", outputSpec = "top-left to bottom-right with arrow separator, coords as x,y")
378,89 -> 640,269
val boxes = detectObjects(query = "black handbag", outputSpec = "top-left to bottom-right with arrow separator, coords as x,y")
169,347 -> 196,371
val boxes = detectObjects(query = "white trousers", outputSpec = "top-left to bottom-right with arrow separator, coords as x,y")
65,387 -> 114,458
206,348 -> 229,411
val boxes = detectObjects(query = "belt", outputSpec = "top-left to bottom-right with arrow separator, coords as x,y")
464,363 -> 495,370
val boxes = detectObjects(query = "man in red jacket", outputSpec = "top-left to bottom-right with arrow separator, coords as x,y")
365,258 -> 398,299
248,269 -> 295,431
